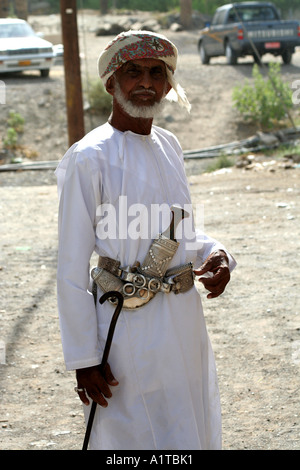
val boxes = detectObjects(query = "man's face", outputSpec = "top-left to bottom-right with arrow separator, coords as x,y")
109,58 -> 172,118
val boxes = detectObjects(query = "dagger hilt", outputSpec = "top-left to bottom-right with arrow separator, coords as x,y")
161,206 -> 189,241
140,206 -> 189,279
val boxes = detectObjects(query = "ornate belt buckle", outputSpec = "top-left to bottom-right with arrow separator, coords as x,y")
123,283 -> 135,297
137,287 -> 150,300
148,278 -> 161,293
132,274 -> 146,288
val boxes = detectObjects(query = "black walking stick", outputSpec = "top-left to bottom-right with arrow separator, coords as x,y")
82,291 -> 124,451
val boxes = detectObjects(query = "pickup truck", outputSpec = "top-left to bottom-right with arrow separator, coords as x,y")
198,1 -> 300,65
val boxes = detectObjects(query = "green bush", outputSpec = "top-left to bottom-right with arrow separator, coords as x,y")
206,154 -> 234,172
3,127 -> 18,149
2,111 -> 25,150
7,110 -> 24,133
86,79 -> 112,116
232,63 -> 293,128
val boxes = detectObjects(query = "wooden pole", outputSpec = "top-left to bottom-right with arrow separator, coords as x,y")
0,0 -> 10,17
180,0 -> 192,30
60,0 -> 85,146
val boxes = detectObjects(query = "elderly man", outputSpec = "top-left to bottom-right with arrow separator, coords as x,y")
56,30 -> 236,450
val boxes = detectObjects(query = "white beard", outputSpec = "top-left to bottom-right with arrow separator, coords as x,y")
113,80 -> 167,119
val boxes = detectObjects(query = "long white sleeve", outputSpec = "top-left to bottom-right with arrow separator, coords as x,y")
195,228 -> 237,272
56,151 -> 102,370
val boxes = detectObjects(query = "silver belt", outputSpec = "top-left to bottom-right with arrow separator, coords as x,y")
91,256 -> 195,310
91,206 -> 194,309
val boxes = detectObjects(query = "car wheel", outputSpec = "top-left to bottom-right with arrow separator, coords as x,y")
40,69 -> 50,77
199,42 -> 210,65
282,49 -> 292,65
225,42 -> 238,65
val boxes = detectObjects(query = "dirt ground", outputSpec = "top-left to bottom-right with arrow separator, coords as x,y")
0,11 -> 300,451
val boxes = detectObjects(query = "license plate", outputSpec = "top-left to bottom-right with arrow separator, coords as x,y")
265,42 -> 280,49
18,60 -> 31,66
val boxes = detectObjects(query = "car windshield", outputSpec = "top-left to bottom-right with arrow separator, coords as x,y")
227,6 -> 279,23
0,22 -> 36,38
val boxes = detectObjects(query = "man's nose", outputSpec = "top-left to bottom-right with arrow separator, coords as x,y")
139,70 -> 152,88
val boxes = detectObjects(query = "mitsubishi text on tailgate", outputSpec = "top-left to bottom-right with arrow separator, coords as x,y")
198,1 -> 300,65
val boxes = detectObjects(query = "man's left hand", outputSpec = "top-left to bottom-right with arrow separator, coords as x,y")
194,250 -> 230,299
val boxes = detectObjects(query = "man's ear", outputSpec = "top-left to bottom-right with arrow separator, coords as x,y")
166,82 -> 172,94
105,76 -> 115,96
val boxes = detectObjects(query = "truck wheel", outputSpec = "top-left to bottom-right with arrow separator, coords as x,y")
225,42 -> 238,65
282,49 -> 292,65
199,42 -> 210,65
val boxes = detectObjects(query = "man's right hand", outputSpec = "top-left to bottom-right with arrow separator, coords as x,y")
75,363 -> 119,407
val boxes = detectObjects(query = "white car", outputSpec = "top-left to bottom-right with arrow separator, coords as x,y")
0,18 -> 54,77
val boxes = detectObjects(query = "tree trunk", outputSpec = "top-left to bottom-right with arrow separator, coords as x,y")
180,0 -> 192,29
0,0 -> 10,18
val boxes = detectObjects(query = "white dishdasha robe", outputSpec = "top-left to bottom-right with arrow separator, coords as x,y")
55,122 -> 236,450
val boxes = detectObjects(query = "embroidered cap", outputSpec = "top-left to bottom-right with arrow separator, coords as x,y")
97,30 -> 191,112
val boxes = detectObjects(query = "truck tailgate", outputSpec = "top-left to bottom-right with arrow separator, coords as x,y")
246,22 -> 299,40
